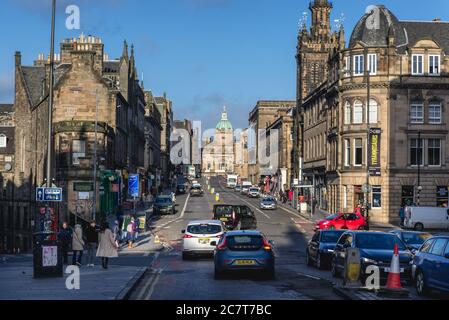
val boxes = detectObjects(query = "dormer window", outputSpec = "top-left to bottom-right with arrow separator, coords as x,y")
0,134 -> 6,148
429,55 -> 441,75
412,54 -> 424,75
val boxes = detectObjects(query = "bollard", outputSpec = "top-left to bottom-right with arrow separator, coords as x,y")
211,188 -> 215,194
215,193 -> 220,202
344,247 -> 361,288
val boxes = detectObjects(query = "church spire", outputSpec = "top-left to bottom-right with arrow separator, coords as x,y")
309,0 -> 332,40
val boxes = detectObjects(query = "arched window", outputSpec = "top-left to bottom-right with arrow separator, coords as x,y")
369,99 -> 378,124
353,100 -> 363,124
0,134 -> 6,148
344,101 -> 351,124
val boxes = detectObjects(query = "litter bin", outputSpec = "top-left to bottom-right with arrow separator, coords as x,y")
33,232 -> 63,279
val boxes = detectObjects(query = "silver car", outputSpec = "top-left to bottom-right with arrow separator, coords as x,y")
182,220 -> 225,260
260,196 -> 277,210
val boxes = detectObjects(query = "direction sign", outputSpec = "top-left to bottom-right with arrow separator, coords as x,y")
36,187 -> 63,202
128,174 -> 139,198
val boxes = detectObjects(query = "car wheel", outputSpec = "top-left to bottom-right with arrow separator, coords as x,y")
331,258 -> 340,278
182,252 -> 190,261
416,271 -> 429,296
214,267 -> 225,280
414,223 -> 424,232
306,250 -> 313,267
316,253 -> 323,270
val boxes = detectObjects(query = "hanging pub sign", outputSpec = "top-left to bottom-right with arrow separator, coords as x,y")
369,128 -> 382,176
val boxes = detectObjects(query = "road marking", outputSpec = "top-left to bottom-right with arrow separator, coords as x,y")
297,272 -> 322,281
145,268 -> 163,300
279,205 -> 310,223
153,194 -> 191,231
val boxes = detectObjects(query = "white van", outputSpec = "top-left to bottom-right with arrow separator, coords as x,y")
404,206 -> 449,231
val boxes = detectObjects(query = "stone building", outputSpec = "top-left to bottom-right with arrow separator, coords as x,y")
202,107 -> 234,176
155,94 -> 173,188
296,4 -> 449,223
234,128 -> 249,181
13,34 -> 149,236
292,0 -> 342,186
144,90 -> 162,193
248,100 -> 295,185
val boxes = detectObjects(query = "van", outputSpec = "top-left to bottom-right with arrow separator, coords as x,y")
404,206 -> 449,231
241,181 -> 253,195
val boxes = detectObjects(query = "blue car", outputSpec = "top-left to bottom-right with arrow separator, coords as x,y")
412,236 -> 449,296
213,230 -> 275,279
306,230 -> 346,270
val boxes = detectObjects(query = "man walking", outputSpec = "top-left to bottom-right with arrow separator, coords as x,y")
85,220 -> 99,267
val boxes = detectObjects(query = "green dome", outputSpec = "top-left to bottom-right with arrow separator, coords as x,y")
216,107 -> 233,130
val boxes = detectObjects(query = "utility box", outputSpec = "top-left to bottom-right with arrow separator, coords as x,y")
33,232 -> 63,279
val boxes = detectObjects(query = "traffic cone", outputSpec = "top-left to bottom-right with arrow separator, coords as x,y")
378,244 -> 409,297
154,235 -> 161,244
386,244 -> 402,290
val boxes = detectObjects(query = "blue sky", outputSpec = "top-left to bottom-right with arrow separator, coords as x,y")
1,0 -> 449,129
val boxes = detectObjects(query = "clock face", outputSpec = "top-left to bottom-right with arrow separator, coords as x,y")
4,163 -> 12,171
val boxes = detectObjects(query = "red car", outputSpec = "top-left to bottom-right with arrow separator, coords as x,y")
315,212 -> 367,231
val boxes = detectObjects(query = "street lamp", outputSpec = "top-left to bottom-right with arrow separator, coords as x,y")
417,131 -> 422,206
364,49 -> 371,227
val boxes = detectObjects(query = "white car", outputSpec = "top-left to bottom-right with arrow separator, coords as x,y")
181,220 -> 225,260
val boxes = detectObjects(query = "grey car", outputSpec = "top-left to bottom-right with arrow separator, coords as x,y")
260,197 -> 277,210
153,196 -> 175,215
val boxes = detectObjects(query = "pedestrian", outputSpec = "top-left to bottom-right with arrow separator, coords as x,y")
127,218 -> 136,248
112,220 -> 121,245
84,220 -> 99,267
58,222 -> 72,265
71,224 -> 85,267
96,222 -> 119,270
399,206 -> 405,227
121,214 -> 131,243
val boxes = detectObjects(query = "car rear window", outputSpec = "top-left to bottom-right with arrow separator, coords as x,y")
321,231 -> 345,243
187,224 -> 222,235
402,232 -> 432,245
355,234 -> 407,251
250,188 -> 259,192
214,206 -> 233,216
227,235 -> 263,251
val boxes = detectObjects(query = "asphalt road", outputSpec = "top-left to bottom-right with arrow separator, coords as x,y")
128,176 -> 342,300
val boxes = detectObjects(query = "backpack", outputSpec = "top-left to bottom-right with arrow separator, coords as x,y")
127,222 -> 134,233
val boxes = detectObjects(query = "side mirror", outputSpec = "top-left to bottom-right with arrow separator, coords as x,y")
181,230 -> 185,234
210,241 -> 217,246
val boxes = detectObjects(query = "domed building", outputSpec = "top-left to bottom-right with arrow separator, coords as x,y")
202,107 -> 235,175
296,2 -> 449,224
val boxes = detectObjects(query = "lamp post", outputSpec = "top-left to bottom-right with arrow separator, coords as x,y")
92,90 -> 99,222
417,131 -> 422,206
45,0 -> 56,232
364,50 -> 371,228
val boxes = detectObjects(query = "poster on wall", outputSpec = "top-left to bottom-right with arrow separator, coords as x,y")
42,246 -> 58,267
369,128 -> 381,176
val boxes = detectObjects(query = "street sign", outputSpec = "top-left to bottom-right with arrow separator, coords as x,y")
36,187 -> 63,202
128,174 -> 139,198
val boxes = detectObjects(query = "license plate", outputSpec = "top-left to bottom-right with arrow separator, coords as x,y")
234,260 -> 257,266
384,268 -> 405,273
198,238 -> 210,244
220,218 -> 228,221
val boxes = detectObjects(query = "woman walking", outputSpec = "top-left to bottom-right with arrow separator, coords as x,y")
58,222 -> 72,265
127,218 -> 136,248
72,224 -> 85,267
96,222 -> 119,270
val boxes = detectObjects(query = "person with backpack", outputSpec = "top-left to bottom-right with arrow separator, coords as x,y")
72,224 -> 85,267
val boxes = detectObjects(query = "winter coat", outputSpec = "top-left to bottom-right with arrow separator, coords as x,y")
58,227 -> 72,247
96,229 -> 119,258
85,225 -> 99,244
72,225 -> 85,251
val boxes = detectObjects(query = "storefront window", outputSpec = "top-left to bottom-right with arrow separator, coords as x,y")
402,186 -> 414,207
436,186 -> 449,207
372,186 -> 382,208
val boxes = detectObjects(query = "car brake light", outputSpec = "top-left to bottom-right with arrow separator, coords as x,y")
217,238 -> 227,250
263,238 -> 272,251
183,234 -> 193,239
232,211 -> 236,221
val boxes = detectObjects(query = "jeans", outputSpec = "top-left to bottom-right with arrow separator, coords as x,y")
86,243 -> 96,265
121,231 -> 128,242
62,245 -> 69,264
72,250 -> 83,265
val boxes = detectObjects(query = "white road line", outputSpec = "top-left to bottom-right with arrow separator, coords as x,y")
153,194 -> 191,231
297,272 -> 322,281
145,268 -> 163,300
279,205 -> 310,223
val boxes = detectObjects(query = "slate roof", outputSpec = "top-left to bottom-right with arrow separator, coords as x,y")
350,5 -> 449,54
400,21 -> 449,53
20,63 -> 71,107
103,60 -> 120,73
0,104 -> 14,114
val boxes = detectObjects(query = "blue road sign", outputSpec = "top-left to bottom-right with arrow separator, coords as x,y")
36,187 -> 63,202
128,174 -> 139,198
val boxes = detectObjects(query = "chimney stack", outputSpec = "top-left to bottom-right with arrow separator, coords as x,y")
15,51 -> 21,67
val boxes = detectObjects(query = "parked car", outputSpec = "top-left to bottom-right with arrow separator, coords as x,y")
404,206 -> 449,231
182,220 -> 225,260
234,185 -> 242,193
389,230 -> 432,252
190,184 -> 204,197
213,204 -> 257,231
153,196 -> 175,215
248,187 -> 261,198
260,196 -> 277,210
412,236 -> 449,296
306,230 -> 346,270
331,231 -> 413,284
315,212 -> 368,231
213,230 -> 275,279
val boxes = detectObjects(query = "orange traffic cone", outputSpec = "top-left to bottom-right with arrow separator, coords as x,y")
386,244 -> 402,290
